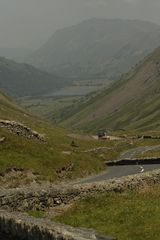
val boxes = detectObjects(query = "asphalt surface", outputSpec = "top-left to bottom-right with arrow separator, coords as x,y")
79,164 -> 160,184
78,145 -> 160,184
120,145 -> 160,159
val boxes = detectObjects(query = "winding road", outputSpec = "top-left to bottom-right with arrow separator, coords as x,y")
78,145 -> 160,184
119,145 -> 160,159
1,146 -> 160,240
79,164 -> 160,184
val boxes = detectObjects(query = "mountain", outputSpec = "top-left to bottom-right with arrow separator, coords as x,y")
60,47 -> 160,132
0,57 -> 69,97
28,18 -> 160,80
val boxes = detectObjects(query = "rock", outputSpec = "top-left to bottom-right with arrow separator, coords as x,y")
62,151 -> 71,155
0,137 -> 5,143
71,141 -> 79,148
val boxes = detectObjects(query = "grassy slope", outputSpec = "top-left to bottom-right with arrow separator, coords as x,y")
55,186 -> 160,240
0,57 -> 69,97
18,96 -> 81,123
61,47 -> 160,132
0,91 -> 126,183
1,91 -> 159,186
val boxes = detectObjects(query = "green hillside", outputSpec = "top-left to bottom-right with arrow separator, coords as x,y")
60,47 -> 160,132
28,18 -> 160,80
0,57 -> 69,97
0,91 -> 112,187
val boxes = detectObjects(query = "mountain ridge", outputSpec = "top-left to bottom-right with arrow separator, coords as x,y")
28,18 -> 160,80
0,57 -> 70,97
60,47 -> 160,132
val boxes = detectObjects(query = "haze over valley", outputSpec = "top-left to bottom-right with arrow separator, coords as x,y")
1,1 -> 160,240
28,18 -> 160,80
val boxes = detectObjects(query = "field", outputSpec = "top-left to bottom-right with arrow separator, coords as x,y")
17,79 -> 113,124
18,96 -> 81,123
55,185 -> 160,240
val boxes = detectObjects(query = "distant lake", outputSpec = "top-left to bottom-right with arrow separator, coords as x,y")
46,79 -> 113,97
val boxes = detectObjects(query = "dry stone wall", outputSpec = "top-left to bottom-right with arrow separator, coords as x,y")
0,211 -> 116,240
0,169 -> 160,239
0,120 -> 45,141
0,169 -> 160,212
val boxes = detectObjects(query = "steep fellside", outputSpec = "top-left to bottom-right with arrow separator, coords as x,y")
0,57 -> 68,97
0,91 -> 107,185
28,18 -> 160,80
61,47 -> 160,132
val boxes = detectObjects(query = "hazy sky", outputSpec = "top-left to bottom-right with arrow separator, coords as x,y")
1,0 -> 160,49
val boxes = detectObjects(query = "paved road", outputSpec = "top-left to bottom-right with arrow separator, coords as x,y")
120,145 -> 160,159
78,145 -> 160,184
79,164 -> 160,184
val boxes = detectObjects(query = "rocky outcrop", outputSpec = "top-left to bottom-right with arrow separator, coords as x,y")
56,162 -> 74,178
0,137 -> 5,143
0,211 -> 116,240
0,120 -> 45,141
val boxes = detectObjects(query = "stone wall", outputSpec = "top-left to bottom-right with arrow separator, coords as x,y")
0,119 -> 45,141
0,169 -> 160,212
0,170 -> 160,239
0,211 -> 116,240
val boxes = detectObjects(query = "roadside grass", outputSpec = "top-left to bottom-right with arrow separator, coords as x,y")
28,210 -> 45,219
135,149 -> 160,158
55,185 -> 160,240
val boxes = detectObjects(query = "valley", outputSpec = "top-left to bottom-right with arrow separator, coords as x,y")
1,76 -> 160,240
17,79 -> 113,124
0,6 -> 160,239
1,86 -> 160,239
59,47 -> 160,132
